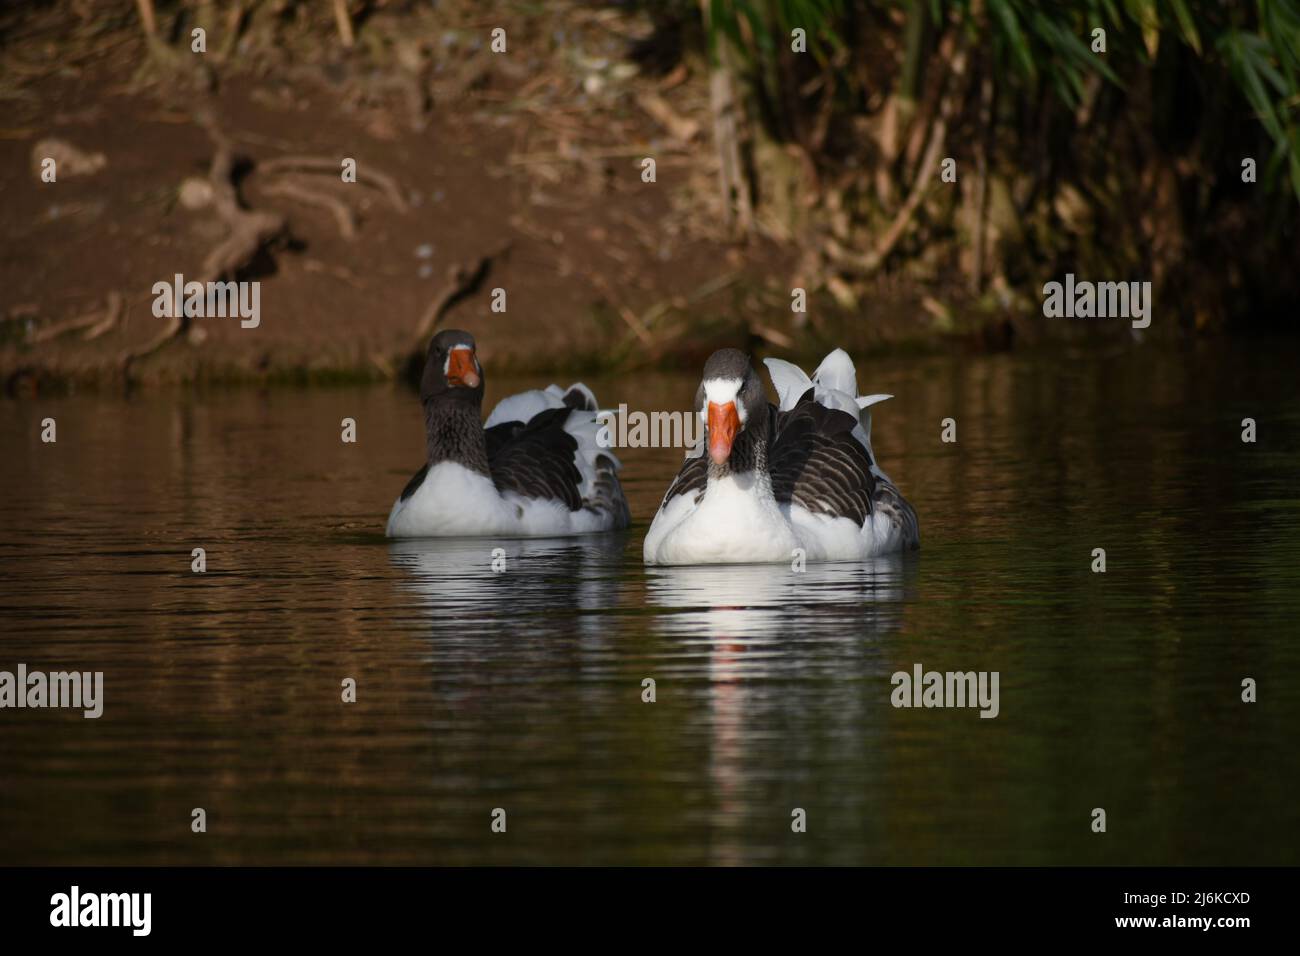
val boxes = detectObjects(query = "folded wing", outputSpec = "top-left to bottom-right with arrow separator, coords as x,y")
769,392 -> 877,525
486,383 -> 627,525
486,407 -> 584,509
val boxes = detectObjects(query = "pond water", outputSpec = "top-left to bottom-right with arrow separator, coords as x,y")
2,341 -> 1298,865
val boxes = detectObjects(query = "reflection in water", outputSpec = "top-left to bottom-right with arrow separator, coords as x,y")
2,343 -> 1300,865
645,558 -> 912,864
389,533 -> 626,635
646,557 -> 910,643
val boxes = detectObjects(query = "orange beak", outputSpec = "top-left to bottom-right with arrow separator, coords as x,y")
707,401 -> 741,465
447,348 -> 480,388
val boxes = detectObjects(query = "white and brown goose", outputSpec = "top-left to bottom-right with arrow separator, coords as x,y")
643,347 -> 919,565
387,329 -> 630,537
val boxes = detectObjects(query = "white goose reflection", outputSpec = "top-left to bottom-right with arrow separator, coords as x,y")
645,557 -> 913,863
387,534 -> 627,638
645,555 -> 911,646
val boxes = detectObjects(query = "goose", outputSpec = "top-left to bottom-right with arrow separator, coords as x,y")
386,329 -> 630,537
642,347 -> 919,565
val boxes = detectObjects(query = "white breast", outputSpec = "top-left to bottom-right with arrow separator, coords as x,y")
386,462 -> 517,537
386,462 -> 618,538
644,471 -> 800,565
644,472 -> 916,565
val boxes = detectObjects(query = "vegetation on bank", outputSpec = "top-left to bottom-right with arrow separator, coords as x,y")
142,0 -> 1300,331
685,0 -> 1300,328
3,2 -> 1298,391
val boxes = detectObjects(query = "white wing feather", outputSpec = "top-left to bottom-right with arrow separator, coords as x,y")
762,357 -> 814,411
766,352 -> 897,481
812,348 -> 858,397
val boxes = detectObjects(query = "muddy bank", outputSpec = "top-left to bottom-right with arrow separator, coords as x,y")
0,3 -> 1183,393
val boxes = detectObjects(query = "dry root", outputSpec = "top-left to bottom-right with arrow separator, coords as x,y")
413,241 -> 513,345
122,108 -> 286,372
28,292 -> 123,344
260,178 -> 357,239
257,155 -> 408,213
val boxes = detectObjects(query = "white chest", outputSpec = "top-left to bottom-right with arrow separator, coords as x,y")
648,471 -> 800,565
386,462 -> 515,537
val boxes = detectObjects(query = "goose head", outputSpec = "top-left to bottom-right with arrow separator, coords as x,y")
420,329 -> 484,407
696,348 -> 767,466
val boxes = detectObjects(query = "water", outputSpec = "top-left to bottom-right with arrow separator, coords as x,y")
2,341 -> 1298,865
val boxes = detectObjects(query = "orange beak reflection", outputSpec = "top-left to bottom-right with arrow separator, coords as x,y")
447,348 -> 480,388
707,400 -> 741,465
